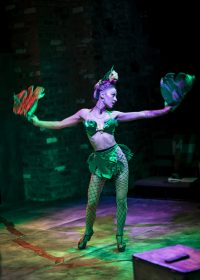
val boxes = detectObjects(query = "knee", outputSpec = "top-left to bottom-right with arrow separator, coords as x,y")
116,197 -> 128,210
87,201 -> 97,210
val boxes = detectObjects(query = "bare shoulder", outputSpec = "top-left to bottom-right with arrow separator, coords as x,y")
78,108 -> 91,120
109,110 -> 122,119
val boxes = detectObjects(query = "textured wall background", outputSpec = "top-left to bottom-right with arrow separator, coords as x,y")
0,0 -> 199,203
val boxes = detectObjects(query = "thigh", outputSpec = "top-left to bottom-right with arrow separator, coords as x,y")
87,174 -> 106,203
115,155 -> 129,199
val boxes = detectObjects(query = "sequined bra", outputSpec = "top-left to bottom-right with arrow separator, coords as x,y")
83,111 -> 118,137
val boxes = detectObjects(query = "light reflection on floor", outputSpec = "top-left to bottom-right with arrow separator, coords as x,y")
0,196 -> 200,280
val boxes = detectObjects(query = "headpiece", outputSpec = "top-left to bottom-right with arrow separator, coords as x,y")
93,65 -> 118,100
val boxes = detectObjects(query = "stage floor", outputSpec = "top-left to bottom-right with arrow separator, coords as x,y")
1,196 -> 200,280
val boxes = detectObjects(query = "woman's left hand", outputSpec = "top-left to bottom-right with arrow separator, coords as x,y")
164,104 -> 173,112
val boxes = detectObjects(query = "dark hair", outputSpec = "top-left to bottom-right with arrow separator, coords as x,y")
93,80 -> 116,100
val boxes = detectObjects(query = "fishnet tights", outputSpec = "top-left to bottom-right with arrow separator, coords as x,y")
84,147 -> 129,236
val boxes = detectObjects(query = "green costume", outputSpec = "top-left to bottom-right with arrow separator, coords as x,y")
81,111 -> 133,240
87,144 -> 133,179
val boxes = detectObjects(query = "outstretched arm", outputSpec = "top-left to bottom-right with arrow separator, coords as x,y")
32,109 -> 85,129
115,105 -> 172,122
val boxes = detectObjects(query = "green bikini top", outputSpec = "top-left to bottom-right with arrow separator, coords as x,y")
83,111 -> 118,137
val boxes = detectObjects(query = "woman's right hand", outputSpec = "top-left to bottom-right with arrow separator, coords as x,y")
31,115 -> 40,126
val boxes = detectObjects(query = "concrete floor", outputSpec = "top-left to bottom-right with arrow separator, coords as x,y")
1,196 -> 200,280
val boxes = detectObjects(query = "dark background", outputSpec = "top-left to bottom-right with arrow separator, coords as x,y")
1,1 -> 198,133
0,0 -> 199,204
136,0 -> 199,134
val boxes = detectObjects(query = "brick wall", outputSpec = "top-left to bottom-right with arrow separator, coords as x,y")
0,53 -> 25,204
3,0 -> 161,201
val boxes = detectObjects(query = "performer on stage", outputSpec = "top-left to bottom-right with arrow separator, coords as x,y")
24,67 -> 194,252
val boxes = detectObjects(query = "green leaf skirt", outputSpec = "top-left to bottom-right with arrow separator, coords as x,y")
87,144 -> 133,179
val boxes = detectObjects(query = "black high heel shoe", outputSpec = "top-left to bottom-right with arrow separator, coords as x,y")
116,235 -> 126,252
78,230 -> 94,250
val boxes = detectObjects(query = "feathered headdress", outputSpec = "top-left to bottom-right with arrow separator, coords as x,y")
93,66 -> 118,100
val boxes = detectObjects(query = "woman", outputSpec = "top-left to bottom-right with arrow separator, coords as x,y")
31,68 -> 172,252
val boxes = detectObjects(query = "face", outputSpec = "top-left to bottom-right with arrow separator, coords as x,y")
102,87 -> 117,109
